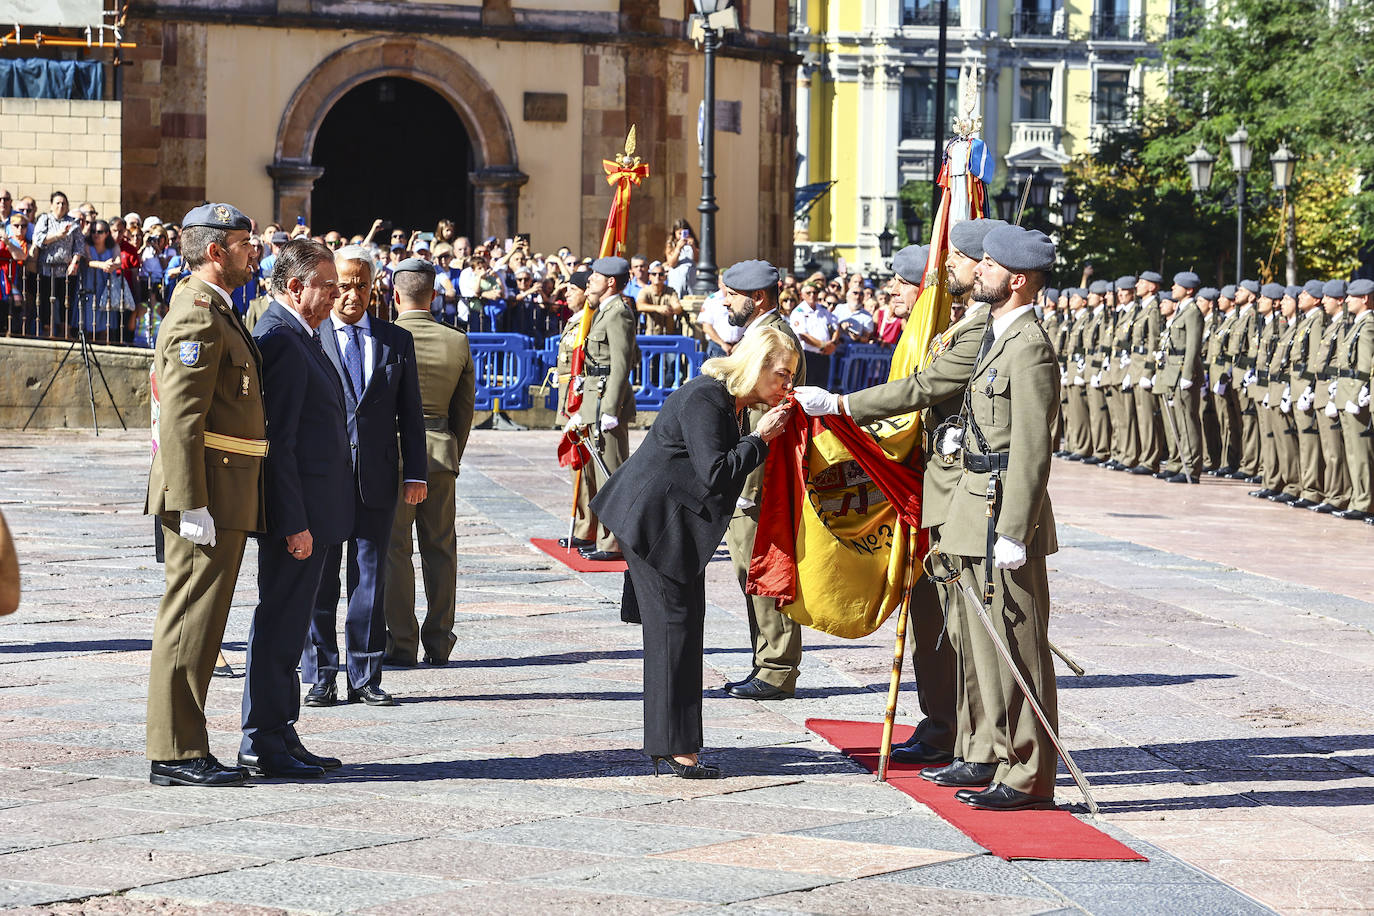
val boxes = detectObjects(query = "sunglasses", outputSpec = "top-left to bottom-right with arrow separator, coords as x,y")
648,272 -> 664,277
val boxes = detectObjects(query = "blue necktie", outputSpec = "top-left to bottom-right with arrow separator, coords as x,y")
343,324 -> 365,398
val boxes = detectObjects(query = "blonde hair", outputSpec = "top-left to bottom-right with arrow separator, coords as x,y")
701,326 -> 797,398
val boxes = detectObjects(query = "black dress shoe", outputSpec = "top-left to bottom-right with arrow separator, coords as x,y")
150,756 -> 248,787
1152,470 -> 1174,479
383,653 -> 418,668
238,750 -> 325,779
1109,462 -> 1129,471
1129,465 -> 1155,475
1053,450 -> 1068,458
727,677 -> 793,700
285,737 -> 342,771
1215,466 -> 1236,477
582,550 -> 624,562
1100,460 -> 1119,470
1289,498 -> 1317,510
1248,475 -> 1265,484
1226,470 -> 1251,480
890,740 -> 955,766
723,668 -> 759,691
1310,502 -> 1337,514
1082,456 -> 1103,466
955,782 -> 1055,811
1065,453 -> 1085,462
303,682 -> 337,707
211,661 -> 236,678
421,654 -> 449,667
347,684 -> 397,706
1268,492 -> 1297,504
1365,515 -> 1374,526
557,536 -> 594,549
1249,488 -> 1276,499
1334,509 -> 1369,521
920,759 -> 997,787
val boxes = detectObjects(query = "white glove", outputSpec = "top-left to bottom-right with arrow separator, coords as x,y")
1213,376 -> 1228,396
1328,379 -> 1340,399
993,535 -> 1027,571
1072,374 -> 1086,387
1141,375 -> 1154,390
179,507 -> 216,547
1278,384 -> 1292,414
938,427 -> 964,456
600,413 -> 620,431
1060,370 -> 1069,386
1243,370 -> 1257,389
564,412 -> 583,432
1119,353 -> 1131,370
1361,386 -> 1370,408
1121,374 -> 1132,391
1262,393 -> 1270,409
1325,400 -> 1340,418
1347,399 -> 1361,415
794,386 -> 841,416
1296,386 -> 1314,413
1180,377 -> 1193,390
1090,373 -> 1102,389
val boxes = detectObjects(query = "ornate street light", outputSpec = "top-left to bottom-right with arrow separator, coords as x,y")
1270,141 -> 1298,191
1271,141 -> 1300,283
994,183 -> 1018,222
1184,143 -> 1216,195
1060,187 -> 1080,227
1226,124 -> 1253,174
1027,170 -> 1051,209
877,225 -> 896,259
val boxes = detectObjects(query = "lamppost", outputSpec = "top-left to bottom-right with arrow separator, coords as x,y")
1184,125 -> 1299,284
689,0 -> 734,296
994,183 -> 1018,222
876,225 -> 895,277
1059,187 -> 1080,227
1270,141 -> 1298,283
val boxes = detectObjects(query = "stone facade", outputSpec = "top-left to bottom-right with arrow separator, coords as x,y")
0,99 -> 122,218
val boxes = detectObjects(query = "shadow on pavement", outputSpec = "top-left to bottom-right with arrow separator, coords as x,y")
1057,673 -> 1238,688
0,638 -> 153,654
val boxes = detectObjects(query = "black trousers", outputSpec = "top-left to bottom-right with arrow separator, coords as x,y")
624,549 -> 705,757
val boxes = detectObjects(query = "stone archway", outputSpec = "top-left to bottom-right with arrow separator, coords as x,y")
271,36 -> 527,237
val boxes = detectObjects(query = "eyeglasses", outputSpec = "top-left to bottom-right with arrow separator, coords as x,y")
648,271 -> 663,277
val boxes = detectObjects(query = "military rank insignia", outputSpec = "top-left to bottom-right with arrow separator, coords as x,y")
239,371 -> 251,398
179,342 -> 201,366
193,294 -> 211,309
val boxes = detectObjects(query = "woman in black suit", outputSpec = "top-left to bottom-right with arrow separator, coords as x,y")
592,327 -> 797,778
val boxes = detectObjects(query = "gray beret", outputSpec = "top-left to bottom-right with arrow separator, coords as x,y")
1173,271 -> 1200,289
1219,284 -> 1237,300
948,218 -> 1007,260
1284,285 -> 1302,299
1261,282 -> 1286,299
1089,280 -> 1110,295
1159,289 -> 1174,301
392,257 -> 435,277
591,255 -> 630,277
1044,287 -> 1059,301
1302,279 -> 1325,299
1323,280 -> 1347,298
983,225 -> 1056,272
1240,279 -> 1260,295
1139,270 -> 1163,284
182,202 -> 252,231
892,244 -> 930,284
1069,287 -> 1087,300
272,232 -> 293,246
721,259 -> 779,293
1348,278 -> 1374,297
1116,275 -> 1137,290
1197,287 -> 1219,302
568,269 -> 591,290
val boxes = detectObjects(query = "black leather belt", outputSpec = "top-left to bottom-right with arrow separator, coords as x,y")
423,417 -> 449,431
963,451 -> 1010,474
585,364 -> 612,377
1132,345 -> 1149,354
1257,371 -> 1270,384
1338,368 -> 1371,381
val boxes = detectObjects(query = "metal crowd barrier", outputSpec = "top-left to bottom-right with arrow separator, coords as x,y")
468,332 -> 540,410
833,343 -> 894,393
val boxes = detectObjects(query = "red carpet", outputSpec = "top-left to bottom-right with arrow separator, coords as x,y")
531,538 -> 628,572
807,718 -> 1145,861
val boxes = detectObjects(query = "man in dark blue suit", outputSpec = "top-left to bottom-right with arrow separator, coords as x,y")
240,239 -> 354,779
302,247 -> 427,707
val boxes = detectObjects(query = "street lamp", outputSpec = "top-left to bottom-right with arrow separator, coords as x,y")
1271,141 -> 1299,283
1027,171 -> 1051,209
1060,187 -> 1080,227
994,184 -> 1018,222
689,0 -> 733,295
877,225 -> 895,258
904,211 -> 923,247
1270,141 -> 1297,191
1184,143 -> 1216,195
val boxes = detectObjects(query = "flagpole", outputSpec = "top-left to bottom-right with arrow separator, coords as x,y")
877,526 -> 919,782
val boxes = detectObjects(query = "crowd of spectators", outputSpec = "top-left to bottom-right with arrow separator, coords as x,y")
0,193 -> 911,372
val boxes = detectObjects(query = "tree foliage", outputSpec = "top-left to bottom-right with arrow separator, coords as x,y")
1059,0 -> 1373,282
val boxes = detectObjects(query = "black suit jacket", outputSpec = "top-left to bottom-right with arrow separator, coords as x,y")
592,375 -> 767,583
253,301 -> 354,544
319,314 -> 428,511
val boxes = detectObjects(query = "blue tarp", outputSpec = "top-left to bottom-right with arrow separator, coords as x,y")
0,59 -> 104,100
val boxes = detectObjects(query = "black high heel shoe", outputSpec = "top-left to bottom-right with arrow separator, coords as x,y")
651,755 -> 723,779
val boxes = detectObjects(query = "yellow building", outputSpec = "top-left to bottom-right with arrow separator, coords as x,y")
794,0 -> 1172,271
0,0 -> 797,267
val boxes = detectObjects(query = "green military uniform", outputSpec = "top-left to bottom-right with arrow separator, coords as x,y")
244,293 -> 271,332
725,307 -> 808,692
1041,305 -> 1066,451
382,309 -> 476,664
1313,310 -> 1351,510
1106,299 -> 1138,468
1196,302 -> 1221,470
1062,302 -> 1092,457
145,274 -> 267,761
557,310 -> 595,543
1128,293 -> 1164,470
1265,316 -> 1301,499
1083,304 -> 1112,462
1159,296 -> 1203,478
1335,309 -> 1374,515
581,292 -> 639,553
1251,312 -> 1280,485
1206,301 -> 1241,473
1290,304 -> 1328,504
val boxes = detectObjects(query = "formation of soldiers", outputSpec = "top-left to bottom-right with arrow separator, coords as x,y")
1042,272 -> 1374,522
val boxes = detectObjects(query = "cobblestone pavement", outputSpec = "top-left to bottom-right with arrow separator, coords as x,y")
1,428 -> 1370,914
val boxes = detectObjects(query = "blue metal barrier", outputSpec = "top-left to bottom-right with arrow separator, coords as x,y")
536,341 -> 560,411
632,335 -> 705,410
468,332 -> 539,410
833,343 -> 894,394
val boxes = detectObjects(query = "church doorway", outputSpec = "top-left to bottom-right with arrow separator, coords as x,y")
310,77 -> 475,241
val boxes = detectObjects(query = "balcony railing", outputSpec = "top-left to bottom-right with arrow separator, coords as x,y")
1091,13 -> 1143,40
1011,10 -> 1063,38
1167,12 -> 1202,39
1009,121 -> 1064,153
901,116 -> 938,140
902,6 -> 962,27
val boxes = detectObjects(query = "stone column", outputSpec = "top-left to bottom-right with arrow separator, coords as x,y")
267,161 -> 325,227
469,166 -> 530,240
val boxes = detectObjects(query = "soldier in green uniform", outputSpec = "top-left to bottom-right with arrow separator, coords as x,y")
1194,287 -> 1222,471
1157,272 -> 1203,482
1287,280 -> 1329,508
1231,280 -> 1264,481
1263,287 -> 1303,503
1062,289 -> 1092,460
382,258 -> 476,665
1310,280 -> 1351,513
1082,281 -> 1112,466
717,259 -> 808,701
145,203 -> 265,787
1127,271 -> 1165,475
1333,278 -> 1374,522
797,224 -> 1063,811
1247,284 -> 1284,496
1205,285 -> 1242,476
1041,288 -> 1066,454
555,270 -> 596,548
571,256 -> 640,562
1104,276 -> 1138,470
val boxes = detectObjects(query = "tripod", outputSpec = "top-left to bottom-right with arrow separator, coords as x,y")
23,293 -> 127,434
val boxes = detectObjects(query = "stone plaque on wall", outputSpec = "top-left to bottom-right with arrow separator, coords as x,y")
715,100 -> 741,134
523,92 -> 568,122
